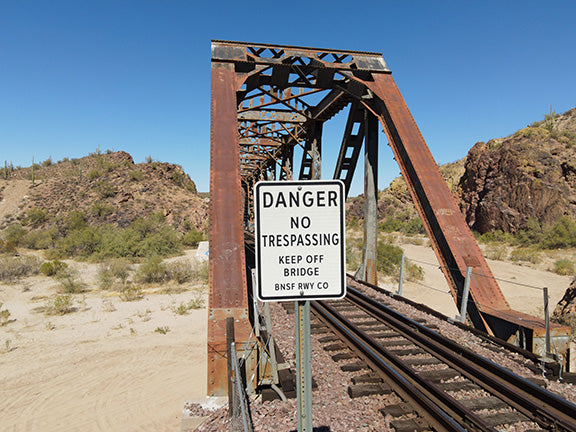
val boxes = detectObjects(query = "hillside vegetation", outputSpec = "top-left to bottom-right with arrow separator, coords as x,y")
348,107 -> 576,250
0,151 -> 207,260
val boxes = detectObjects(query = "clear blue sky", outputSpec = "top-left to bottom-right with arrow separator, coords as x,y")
1,1 -> 575,195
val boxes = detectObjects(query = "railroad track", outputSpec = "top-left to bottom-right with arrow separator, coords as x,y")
310,286 -> 576,431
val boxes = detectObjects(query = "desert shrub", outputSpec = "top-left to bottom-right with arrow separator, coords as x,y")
22,229 -> 55,250
166,259 -> 193,284
119,285 -> 143,301
42,157 -> 52,167
23,208 -> 48,227
485,244 -> 508,261
129,170 -> 143,181
377,241 -> 404,276
0,303 -> 12,326
510,248 -> 541,264
182,230 -> 203,248
49,294 -> 74,315
0,239 -> 17,254
476,230 -> 514,244
65,211 -> 87,232
194,260 -> 209,284
137,226 -> 181,257
406,262 -> 424,281
346,244 -> 361,271
98,259 -> 131,289
55,227 -> 102,258
553,259 -> 575,276
2,224 -> 27,246
0,255 -> 41,282
87,168 -> 102,180
135,256 -> 166,283
403,218 -> 424,235
90,201 -> 113,219
541,217 -> 576,249
56,269 -> 85,294
347,216 -> 361,230
154,326 -> 170,334
378,217 -> 404,233
40,259 -> 68,276
96,181 -> 116,198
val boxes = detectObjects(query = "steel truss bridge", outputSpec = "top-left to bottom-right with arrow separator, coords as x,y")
208,40 -> 569,396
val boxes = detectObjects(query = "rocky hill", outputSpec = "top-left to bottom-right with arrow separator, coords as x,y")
460,108 -> 576,233
348,107 -> 576,235
0,151 -> 207,233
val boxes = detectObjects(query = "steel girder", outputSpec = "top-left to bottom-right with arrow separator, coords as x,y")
210,41 -> 570,395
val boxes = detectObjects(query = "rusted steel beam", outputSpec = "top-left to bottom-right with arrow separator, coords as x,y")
208,61 -> 253,396
360,73 -> 505,333
333,100 -> 366,196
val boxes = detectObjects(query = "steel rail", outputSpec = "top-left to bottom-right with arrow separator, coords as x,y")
312,300 -> 491,432
345,286 -> 576,431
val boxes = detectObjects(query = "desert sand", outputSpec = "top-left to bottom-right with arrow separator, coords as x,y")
1,243 -> 574,431
0,251 -> 208,432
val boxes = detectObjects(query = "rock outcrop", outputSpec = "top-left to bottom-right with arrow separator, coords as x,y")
459,109 -> 576,233
3,151 -> 207,232
553,278 -> 576,326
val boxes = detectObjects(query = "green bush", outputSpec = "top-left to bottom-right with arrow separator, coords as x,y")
2,224 -> 27,246
65,211 -> 87,232
119,285 -> 143,301
55,226 -> 102,258
129,170 -> 143,181
541,217 -> 576,249
90,201 -> 113,219
56,269 -> 85,294
510,248 -> 541,264
403,218 -> 424,235
377,241 -> 404,275
87,168 -> 102,180
49,294 -> 74,315
553,259 -> 575,276
0,302 -> 12,326
21,229 -> 55,249
406,262 -> 424,281
182,230 -> 203,248
485,245 -> 508,261
96,181 -> 116,199
136,256 -> 166,283
40,260 -> 68,276
98,259 -> 131,289
378,217 -> 404,233
24,208 -> 48,227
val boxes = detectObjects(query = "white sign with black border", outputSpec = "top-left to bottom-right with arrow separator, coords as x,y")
254,180 -> 346,302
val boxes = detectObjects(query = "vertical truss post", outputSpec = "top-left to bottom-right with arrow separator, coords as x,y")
333,101 -> 366,197
362,110 -> 379,285
299,122 -> 322,180
209,61 -> 253,396
280,144 -> 294,181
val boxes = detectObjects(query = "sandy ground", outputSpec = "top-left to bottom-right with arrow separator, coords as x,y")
396,241 -> 574,319
1,241 -> 575,431
0,251 -> 209,432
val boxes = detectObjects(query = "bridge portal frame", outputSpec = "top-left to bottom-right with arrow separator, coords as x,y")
209,40 -> 569,396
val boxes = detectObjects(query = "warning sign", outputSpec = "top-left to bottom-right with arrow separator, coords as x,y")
254,180 -> 346,302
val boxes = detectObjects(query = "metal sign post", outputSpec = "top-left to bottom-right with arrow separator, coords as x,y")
296,300 -> 313,431
254,180 -> 346,432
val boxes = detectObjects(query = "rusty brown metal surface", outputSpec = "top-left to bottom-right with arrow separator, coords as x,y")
210,40 -> 570,381
208,62 -> 252,396
362,74 -> 510,315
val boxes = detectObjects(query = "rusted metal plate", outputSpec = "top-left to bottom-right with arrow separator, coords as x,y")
362,73 -> 510,312
208,61 -> 252,396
